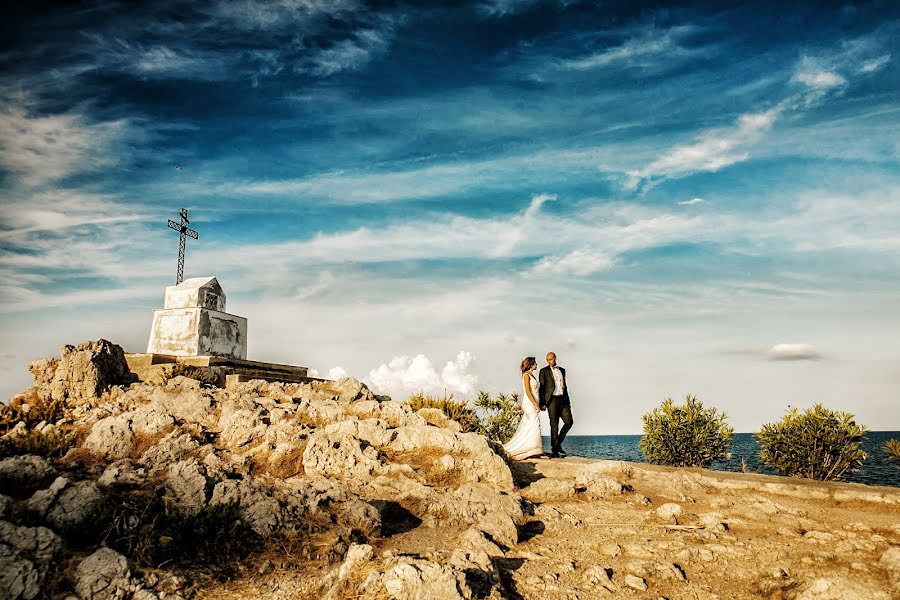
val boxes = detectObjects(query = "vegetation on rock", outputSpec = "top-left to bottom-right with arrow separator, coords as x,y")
405,392 -> 481,433
756,404 -> 868,481
640,395 -> 733,467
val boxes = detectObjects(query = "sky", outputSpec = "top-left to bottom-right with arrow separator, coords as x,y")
1,0 -> 898,434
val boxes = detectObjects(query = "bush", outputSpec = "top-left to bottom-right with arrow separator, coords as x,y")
640,395 -> 733,467
473,391 -> 523,444
882,439 -> 900,464
405,392 -> 481,433
756,404 -> 867,481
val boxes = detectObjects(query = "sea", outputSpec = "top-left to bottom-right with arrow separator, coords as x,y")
544,431 -> 900,488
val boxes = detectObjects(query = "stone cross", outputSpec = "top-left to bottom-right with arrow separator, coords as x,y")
167,208 -> 199,284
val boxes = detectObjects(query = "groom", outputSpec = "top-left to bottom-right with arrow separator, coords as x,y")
539,352 -> 574,458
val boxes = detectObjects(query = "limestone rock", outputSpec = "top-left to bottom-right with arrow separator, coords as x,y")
98,460 -> 148,489
328,377 -> 378,405
0,520 -> 63,599
0,456 -> 57,497
48,339 -> 134,406
74,547 -> 131,600
523,477 -> 578,501
795,577 -> 890,599
0,543 -> 40,600
654,503 -> 683,523
83,415 -> 135,460
166,460 -> 213,511
624,573 -> 648,591
576,472 -> 626,498
581,566 -> 617,592
379,559 -> 467,600
38,479 -> 107,535
416,408 -> 462,432
303,431 -> 384,479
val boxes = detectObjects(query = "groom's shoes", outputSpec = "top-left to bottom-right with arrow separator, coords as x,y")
550,452 -> 561,459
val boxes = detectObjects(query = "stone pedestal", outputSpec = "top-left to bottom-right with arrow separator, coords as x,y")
147,277 -> 247,359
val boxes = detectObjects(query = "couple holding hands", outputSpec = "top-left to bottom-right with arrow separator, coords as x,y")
503,352 -> 575,460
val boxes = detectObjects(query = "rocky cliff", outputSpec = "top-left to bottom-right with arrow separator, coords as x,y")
0,340 -> 898,600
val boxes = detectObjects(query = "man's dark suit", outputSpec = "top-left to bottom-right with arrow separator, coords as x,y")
538,365 -> 574,455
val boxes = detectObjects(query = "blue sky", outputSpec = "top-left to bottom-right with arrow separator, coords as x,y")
1,0 -> 898,433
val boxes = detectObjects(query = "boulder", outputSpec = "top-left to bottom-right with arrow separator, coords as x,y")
523,478 -> 578,501
0,543 -> 40,600
654,503 -> 683,523
0,456 -> 57,497
379,559 -> 468,600
83,415 -> 135,460
166,459 -> 214,511
0,520 -> 63,599
74,547 -> 132,600
47,339 -> 134,406
30,479 -> 107,536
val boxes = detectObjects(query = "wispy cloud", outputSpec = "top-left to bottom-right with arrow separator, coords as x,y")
559,25 -> 702,71
627,107 -> 781,186
678,197 -> 704,206
0,93 -> 130,186
531,249 -> 615,277
859,54 -> 891,73
793,58 -> 846,90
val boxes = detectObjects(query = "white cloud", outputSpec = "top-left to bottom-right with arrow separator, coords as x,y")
0,94 -> 129,186
532,250 -> 615,277
768,343 -> 822,361
678,197 -> 704,206
859,54 -> 891,73
365,351 -> 479,400
327,366 -> 348,379
559,26 -> 698,71
794,69 -> 846,90
629,108 -> 780,184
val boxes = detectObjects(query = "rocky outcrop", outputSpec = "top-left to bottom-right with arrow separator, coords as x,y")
23,339 -> 135,407
2,339 -> 898,600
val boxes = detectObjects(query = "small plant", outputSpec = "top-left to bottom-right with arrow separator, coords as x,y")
640,395 -> 733,467
0,427 -> 76,459
405,392 -> 481,433
882,439 -> 900,464
756,404 -> 867,481
473,391 -> 523,443
0,389 -> 67,435
106,494 -> 258,568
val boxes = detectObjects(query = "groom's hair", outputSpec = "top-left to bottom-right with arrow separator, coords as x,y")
520,356 -> 536,373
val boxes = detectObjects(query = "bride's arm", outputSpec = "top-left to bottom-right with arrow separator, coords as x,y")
523,373 -> 539,410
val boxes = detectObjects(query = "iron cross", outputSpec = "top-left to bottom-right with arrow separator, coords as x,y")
167,208 -> 199,284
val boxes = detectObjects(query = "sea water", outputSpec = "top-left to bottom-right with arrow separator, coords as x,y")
545,431 -> 900,488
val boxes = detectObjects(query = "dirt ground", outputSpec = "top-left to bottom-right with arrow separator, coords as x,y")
194,457 -> 900,599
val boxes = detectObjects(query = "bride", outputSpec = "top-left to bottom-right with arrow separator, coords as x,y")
503,356 -> 545,460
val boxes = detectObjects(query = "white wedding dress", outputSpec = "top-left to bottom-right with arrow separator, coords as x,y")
503,372 -> 543,459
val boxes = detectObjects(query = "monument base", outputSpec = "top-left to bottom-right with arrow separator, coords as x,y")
126,353 -> 323,388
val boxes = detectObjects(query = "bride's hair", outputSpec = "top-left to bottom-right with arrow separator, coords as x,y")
520,356 -> 536,373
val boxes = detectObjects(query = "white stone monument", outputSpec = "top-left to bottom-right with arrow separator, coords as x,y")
147,276 -> 247,359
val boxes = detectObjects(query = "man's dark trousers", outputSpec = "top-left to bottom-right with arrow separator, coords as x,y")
547,396 -> 573,454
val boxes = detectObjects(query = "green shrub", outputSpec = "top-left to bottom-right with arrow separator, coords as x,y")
405,392 -> 481,433
882,439 -> 900,464
640,395 -> 733,467
0,389 -> 67,435
756,404 -> 867,481
473,391 -> 523,444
